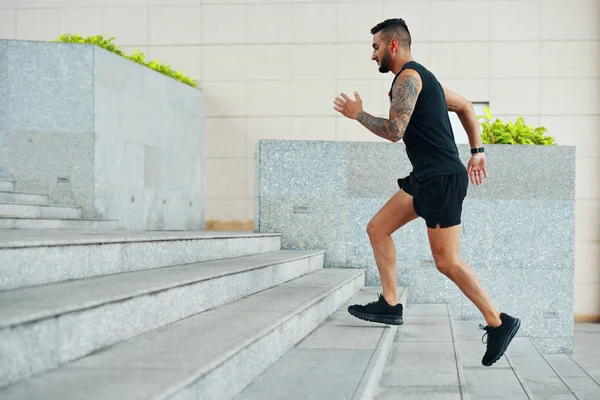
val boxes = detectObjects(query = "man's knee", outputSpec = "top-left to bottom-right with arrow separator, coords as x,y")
432,252 -> 461,276
366,219 -> 377,237
366,219 -> 385,240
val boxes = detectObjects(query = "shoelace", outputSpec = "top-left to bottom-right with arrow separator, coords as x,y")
367,294 -> 384,306
479,324 -> 491,344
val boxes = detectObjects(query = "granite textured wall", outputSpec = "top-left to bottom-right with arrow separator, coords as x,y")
0,40 -> 95,214
93,46 -> 205,230
256,140 -> 576,353
0,39 -> 205,230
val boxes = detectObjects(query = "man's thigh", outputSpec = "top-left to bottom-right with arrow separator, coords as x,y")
369,189 -> 419,236
426,224 -> 461,263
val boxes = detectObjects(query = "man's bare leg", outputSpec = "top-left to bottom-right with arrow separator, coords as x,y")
427,224 -> 502,327
366,189 -> 419,306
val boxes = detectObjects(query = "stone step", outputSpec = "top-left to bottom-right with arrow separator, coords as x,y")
0,249 -> 326,388
0,180 -> 14,192
0,216 -> 118,231
0,230 -> 281,290
375,303 -> 468,400
0,268 -> 365,399
0,191 -> 49,206
235,286 -> 409,400
0,203 -> 81,219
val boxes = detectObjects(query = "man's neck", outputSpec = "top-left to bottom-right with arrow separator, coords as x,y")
390,55 -> 414,75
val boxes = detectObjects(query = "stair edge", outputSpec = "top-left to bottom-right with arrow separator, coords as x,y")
170,268 -> 366,400
353,286 -> 409,400
0,250 -> 327,328
0,253 -> 330,389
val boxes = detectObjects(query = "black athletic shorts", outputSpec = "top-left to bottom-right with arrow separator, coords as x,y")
397,171 -> 468,229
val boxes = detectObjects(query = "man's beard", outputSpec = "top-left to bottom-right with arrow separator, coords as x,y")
378,50 -> 391,73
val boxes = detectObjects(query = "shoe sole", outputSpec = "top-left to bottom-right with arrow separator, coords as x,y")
348,308 -> 404,325
483,318 -> 521,367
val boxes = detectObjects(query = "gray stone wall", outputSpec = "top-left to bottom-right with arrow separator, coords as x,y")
0,40 -> 95,215
256,140 -> 576,353
0,39 -> 205,230
93,45 -> 205,230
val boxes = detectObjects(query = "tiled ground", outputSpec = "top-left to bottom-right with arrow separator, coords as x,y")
378,304 -> 600,400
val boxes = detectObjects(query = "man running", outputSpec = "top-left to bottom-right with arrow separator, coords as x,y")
333,18 -> 520,367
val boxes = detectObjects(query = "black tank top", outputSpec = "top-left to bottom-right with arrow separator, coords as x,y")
390,61 -> 466,181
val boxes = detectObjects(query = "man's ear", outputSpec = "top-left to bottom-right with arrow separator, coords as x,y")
389,37 -> 399,54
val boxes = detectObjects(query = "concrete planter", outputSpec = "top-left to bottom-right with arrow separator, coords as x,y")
0,39 -> 205,230
255,140 -> 576,353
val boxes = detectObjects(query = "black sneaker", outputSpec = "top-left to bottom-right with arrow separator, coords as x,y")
480,312 -> 521,366
347,293 -> 403,325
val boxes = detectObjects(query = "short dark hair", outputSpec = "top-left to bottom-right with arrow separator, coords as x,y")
371,18 -> 411,49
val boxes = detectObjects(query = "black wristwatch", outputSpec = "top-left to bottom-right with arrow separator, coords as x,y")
470,147 -> 484,154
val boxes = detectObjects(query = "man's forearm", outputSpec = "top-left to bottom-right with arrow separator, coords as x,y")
458,104 -> 483,149
356,111 -> 403,142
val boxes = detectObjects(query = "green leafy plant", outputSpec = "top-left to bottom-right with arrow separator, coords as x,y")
477,106 -> 554,145
55,34 -> 199,89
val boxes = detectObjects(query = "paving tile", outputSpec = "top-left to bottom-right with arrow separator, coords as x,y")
546,354 -> 600,399
298,313 -> 386,350
404,304 -> 449,316
462,367 -> 528,399
380,341 -> 459,387
511,367 -> 573,399
376,385 -> 461,400
456,337 -> 510,369
451,319 -> 487,338
560,376 -> 600,400
236,348 -> 372,400
395,315 -> 453,342
546,354 -> 589,377
505,337 -> 540,357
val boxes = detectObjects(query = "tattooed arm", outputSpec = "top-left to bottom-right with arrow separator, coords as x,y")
332,69 -> 421,142
356,70 -> 422,142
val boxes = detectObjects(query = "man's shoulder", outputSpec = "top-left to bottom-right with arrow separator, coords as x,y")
398,61 -> 443,93
400,60 -> 425,72
401,61 -> 437,79
392,63 -> 424,91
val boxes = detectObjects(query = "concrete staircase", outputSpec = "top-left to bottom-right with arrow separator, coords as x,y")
236,287 -> 409,400
0,179 -> 118,230
0,229 -> 373,399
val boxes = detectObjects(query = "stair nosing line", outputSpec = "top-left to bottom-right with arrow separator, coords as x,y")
0,232 -> 283,249
0,250 -> 327,329
0,216 -> 118,223
0,190 -> 48,197
447,304 -> 469,400
504,354 -> 534,400
157,268 -> 365,400
352,328 -> 390,400
351,286 -> 408,400
0,202 -> 82,210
